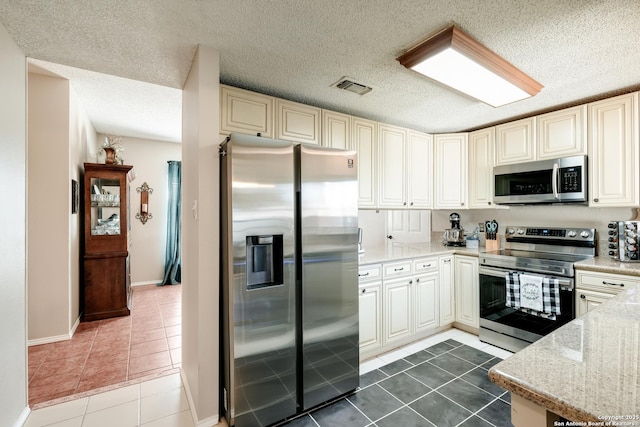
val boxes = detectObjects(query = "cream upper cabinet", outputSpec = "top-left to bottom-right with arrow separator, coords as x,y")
536,105 -> 587,159
322,110 -> 350,149
352,118 -> 377,208
276,99 -> 321,145
495,117 -> 536,165
434,133 -> 468,209
468,127 -> 495,209
220,85 -> 274,138
378,124 -> 407,208
588,92 -> 639,207
454,255 -> 479,329
407,131 -> 432,209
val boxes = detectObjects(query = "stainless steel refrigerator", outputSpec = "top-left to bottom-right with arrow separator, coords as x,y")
220,133 -> 359,427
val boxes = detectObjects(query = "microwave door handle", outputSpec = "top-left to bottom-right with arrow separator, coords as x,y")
552,163 -> 559,199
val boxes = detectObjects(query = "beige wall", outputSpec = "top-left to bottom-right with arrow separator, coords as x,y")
28,71 -> 97,343
99,135 -> 182,285
181,45 -> 220,425
0,22 -> 28,427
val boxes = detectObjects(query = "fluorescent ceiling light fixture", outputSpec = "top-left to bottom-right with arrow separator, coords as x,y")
397,25 -> 543,107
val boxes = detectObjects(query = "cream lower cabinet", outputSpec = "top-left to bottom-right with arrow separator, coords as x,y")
575,269 -> 638,317
358,264 -> 382,353
454,255 -> 479,329
439,255 -> 455,325
415,271 -> 439,332
384,275 -> 413,344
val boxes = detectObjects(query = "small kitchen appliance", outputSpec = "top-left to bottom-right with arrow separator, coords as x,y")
607,220 -> 640,262
444,212 -> 465,246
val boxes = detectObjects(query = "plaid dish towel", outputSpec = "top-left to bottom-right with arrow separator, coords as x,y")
505,272 -> 520,309
505,273 -> 561,320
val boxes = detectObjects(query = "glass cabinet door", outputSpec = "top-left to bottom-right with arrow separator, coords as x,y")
90,177 -> 121,235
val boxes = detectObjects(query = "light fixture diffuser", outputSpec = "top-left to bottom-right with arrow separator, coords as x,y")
397,25 -> 543,107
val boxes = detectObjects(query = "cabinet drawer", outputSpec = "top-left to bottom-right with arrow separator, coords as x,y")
413,257 -> 438,273
576,270 -> 638,294
358,264 -> 382,282
383,260 -> 413,278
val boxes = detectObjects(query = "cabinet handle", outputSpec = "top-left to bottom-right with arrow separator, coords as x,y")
409,280 -> 413,284
410,202 -> 414,206
416,278 -> 420,283
361,289 -> 366,294
580,294 -> 586,299
403,202 -> 407,206
359,272 -> 370,277
443,259 -> 451,263
461,202 -> 465,206
593,198 -> 599,203
488,201 -> 492,205
602,280 -> 625,287
394,267 -> 405,272
421,264 -> 432,268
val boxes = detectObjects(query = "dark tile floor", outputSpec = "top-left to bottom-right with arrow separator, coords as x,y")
283,339 -> 512,427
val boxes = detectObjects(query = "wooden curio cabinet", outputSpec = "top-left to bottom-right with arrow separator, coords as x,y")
82,163 -> 134,321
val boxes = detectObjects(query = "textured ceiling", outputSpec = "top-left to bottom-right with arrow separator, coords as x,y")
2,0 -> 640,143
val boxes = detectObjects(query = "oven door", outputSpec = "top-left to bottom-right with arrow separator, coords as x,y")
479,265 -> 575,351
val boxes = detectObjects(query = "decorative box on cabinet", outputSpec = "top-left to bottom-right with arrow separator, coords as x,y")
82,163 -> 134,321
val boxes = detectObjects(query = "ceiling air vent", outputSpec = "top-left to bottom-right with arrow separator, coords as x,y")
331,77 -> 372,95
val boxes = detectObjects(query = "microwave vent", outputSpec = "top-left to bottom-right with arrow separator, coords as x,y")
332,77 -> 372,95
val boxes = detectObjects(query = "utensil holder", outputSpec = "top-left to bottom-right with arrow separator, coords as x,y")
485,235 -> 500,251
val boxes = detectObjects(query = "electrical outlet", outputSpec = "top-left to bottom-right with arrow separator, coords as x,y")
192,200 -> 198,220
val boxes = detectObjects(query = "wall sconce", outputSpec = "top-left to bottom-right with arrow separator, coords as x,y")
136,182 -> 153,224
396,25 -> 543,107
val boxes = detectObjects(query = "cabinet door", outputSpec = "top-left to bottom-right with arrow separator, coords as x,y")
434,133 -> 468,209
415,272 -> 438,332
495,117 -> 536,165
276,99 -> 321,144
576,289 -> 615,317
352,118 -> 377,208
537,105 -> 587,159
454,256 -> 479,329
407,131 -> 432,209
588,92 -> 639,207
384,277 -> 412,343
439,256 -> 455,325
359,282 -> 382,352
220,85 -> 274,137
378,124 -> 407,208
468,128 -> 495,209
322,110 -> 350,149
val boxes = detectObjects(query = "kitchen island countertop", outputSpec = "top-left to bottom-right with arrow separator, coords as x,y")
488,283 -> 640,423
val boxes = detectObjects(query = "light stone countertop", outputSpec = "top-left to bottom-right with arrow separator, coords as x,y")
574,256 -> 640,277
488,284 -> 640,422
357,241 -> 480,265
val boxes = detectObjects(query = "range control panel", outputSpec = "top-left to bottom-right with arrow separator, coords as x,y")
505,226 -> 595,242
608,221 -> 640,262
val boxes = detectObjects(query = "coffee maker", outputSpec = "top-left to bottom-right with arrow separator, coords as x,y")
443,212 -> 465,246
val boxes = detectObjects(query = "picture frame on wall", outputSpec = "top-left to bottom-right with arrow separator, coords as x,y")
72,179 -> 79,214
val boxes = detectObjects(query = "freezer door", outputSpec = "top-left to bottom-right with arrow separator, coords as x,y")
298,144 -> 360,410
221,134 -> 297,427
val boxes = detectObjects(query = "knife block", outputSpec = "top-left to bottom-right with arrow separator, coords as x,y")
485,235 -> 500,251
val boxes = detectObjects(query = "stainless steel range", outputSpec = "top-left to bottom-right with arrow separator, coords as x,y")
479,225 -> 596,352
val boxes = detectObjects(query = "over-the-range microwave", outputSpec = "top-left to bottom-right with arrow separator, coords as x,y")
493,155 -> 587,205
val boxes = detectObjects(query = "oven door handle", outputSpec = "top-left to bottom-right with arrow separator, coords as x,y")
479,266 -> 574,290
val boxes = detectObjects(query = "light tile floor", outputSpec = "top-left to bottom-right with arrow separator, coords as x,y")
24,329 -> 512,427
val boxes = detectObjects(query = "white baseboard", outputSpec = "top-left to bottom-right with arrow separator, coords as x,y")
14,405 -> 30,427
27,316 -> 80,347
180,370 -> 221,427
131,280 -> 163,287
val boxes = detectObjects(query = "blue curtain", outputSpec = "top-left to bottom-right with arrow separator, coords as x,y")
160,161 -> 181,285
